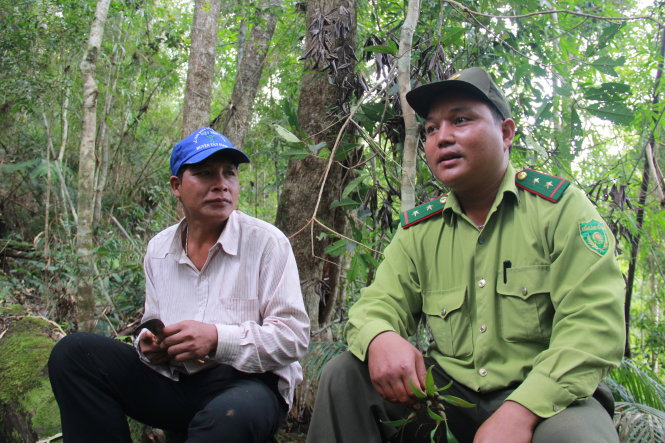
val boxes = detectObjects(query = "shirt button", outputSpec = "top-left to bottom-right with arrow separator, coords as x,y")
478,236 -> 485,244
479,325 -> 487,333
441,308 -> 447,316
478,279 -> 487,288
479,368 -> 488,377
521,287 -> 528,295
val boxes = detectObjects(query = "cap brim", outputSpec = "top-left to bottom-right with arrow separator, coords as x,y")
406,80 -> 491,119
183,146 -> 251,168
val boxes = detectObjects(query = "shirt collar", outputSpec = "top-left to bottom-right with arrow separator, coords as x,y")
167,211 -> 240,259
442,163 -> 519,221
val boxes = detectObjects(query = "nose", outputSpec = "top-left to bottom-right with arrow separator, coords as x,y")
433,122 -> 454,147
211,172 -> 229,191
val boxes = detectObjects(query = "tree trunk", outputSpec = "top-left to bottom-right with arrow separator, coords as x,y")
212,0 -> 280,150
75,0 -> 111,330
275,0 -> 358,341
397,0 -> 420,211
0,313 -> 65,442
182,0 -> 223,137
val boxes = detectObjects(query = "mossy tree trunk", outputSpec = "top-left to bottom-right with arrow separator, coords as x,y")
0,312 -> 64,442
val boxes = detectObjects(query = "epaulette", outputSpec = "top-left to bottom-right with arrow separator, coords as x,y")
400,195 -> 448,229
515,168 -> 570,202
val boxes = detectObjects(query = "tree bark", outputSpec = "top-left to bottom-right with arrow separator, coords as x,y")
182,0 -> 223,137
75,0 -> 111,330
397,0 -> 420,211
274,0 -> 358,341
213,0 -> 281,150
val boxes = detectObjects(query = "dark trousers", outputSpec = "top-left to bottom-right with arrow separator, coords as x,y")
48,333 -> 286,443
307,352 -> 619,443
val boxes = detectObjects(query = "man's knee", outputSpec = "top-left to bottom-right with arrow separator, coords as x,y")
188,378 -> 284,443
319,351 -> 368,392
48,332 -> 96,375
533,397 -> 618,443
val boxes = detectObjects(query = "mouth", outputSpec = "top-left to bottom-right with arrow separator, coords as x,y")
439,151 -> 463,165
206,198 -> 232,205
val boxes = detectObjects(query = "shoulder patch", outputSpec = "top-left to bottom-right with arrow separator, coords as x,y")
400,195 -> 447,229
579,219 -> 610,256
515,168 -> 570,202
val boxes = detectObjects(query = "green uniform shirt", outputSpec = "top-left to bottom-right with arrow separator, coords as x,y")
346,164 -> 625,418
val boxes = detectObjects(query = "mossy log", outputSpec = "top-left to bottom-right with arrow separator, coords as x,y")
0,311 -> 64,442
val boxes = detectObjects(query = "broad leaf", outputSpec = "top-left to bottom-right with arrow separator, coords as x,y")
590,55 -> 626,77
274,124 -> 301,143
324,240 -> 347,257
585,102 -> 634,125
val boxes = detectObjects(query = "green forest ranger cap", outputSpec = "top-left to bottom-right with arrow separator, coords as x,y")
406,67 -> 512,120
170,127 -> 250,176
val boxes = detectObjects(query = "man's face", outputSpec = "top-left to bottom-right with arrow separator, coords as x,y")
170,154 -> 239,225
423,92 -> 515,195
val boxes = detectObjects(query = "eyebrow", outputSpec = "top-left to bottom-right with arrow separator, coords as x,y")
426,105 -> 477,121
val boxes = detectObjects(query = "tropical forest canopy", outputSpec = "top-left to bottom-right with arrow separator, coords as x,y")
1,0 -> 663,383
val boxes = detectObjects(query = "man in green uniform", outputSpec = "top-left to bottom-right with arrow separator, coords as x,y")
307,67 -> 624,442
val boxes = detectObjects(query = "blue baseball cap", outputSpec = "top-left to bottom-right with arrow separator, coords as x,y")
170,127 -> 250,176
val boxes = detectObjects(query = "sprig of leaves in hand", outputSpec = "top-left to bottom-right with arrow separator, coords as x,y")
382,366 -> 475,443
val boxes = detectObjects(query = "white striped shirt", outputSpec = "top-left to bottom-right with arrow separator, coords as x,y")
139,210 -> 310,407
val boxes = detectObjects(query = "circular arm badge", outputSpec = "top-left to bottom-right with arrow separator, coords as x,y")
579,219 -> 610,256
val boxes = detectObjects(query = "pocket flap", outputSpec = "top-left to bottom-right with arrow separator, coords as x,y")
496,265 -> 550,299
422,286 -> 466,319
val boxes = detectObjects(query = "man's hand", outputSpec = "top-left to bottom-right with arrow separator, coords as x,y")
161,320 -> 218,362
367,331 -> 427,404
139,330 -> 170,365
473,401 -> 541,443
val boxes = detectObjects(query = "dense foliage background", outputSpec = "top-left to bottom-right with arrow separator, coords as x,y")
1,0 -> 664,439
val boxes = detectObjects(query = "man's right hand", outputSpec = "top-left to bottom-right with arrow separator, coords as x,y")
139,330 -> 170,365
367,331 -> 427,403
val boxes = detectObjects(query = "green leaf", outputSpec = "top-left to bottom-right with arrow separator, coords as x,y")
274,124 -> 301,143
430,421 -> 441,443
585,102 -> 634,125
381,417 -> 411,427
365,40 -> 397,55
341,174 -> 367,200
436,379 -> 453,392
409,377 -> 427,399
426,406 -> 445,421
330,198 -> 360,209
424,365 -> 436,395
446,423 -> 460,443
590,55 -> 626,77
534,101 -> 553,125
324,239 -> 346,257
441,27 -> 466,45
583,82 -> 631,102
439,394 -> 475,408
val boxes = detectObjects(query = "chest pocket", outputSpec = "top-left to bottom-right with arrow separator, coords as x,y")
422,287 -> 472,358
495,265 -> 553,344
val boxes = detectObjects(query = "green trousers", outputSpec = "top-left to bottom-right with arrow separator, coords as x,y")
306,352 -> 619,443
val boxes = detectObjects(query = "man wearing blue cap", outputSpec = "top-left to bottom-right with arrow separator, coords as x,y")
49,127 -> 310,442
307,68 -> 624,442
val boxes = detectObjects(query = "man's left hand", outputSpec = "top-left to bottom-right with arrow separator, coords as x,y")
473,401 -> 541,443
161,320 -> 218,362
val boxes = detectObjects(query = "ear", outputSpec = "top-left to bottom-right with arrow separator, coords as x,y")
501,118 -> 516,152
170,176 -> 181,198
